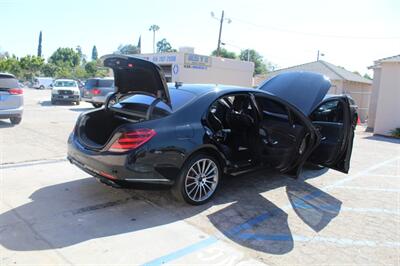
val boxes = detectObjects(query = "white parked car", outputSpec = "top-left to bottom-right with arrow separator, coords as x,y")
33,77 -> 53,89
51,79 -> 80,105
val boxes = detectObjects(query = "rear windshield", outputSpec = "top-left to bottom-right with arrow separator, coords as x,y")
85,79 -> 114,88
54,80 -> 76,87
112,89 -> 196,118
0,76 -> 18,89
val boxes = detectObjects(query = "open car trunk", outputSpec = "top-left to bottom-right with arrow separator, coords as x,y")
77,55 -> 173,150
77,93 -> 171,149
77,109 -> 139,149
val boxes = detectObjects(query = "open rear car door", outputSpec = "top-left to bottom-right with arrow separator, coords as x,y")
307,96 -> 357,173
258,71 -> 356,174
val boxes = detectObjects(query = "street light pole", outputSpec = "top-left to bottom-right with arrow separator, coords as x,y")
216,10 -> 224,57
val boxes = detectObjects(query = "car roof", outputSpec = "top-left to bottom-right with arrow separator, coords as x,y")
0,73 -> 16,79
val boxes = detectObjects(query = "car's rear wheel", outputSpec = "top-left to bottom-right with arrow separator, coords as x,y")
92,103 -> 103,108
172,153 -> 221,205
75,101 -> 80,105
39,85 -> 44,90
10,116 -> 22,125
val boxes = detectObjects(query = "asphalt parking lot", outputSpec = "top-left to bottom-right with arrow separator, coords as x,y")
1,88 -> 399,265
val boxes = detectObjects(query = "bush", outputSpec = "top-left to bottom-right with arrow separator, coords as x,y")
390,128 -> 400,138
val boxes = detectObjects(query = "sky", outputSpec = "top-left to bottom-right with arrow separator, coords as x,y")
0,0 -> 399,75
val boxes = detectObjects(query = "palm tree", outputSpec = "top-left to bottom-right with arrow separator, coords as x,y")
149,25 -> 160,53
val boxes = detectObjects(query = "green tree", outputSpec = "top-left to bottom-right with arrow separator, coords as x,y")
156,38 -> 176,53
85,61 -> 98,77
211,48 -> 236,59
75,45 -> 86,65
0,55 -> 22,78
239,49 -> 271,75
54,66 -> 73,79
363,73 -> 372,80
115,44 -> 140,55
149,25 -> 160,53
19,55 -> 45,80
42,63 -> 58,77
85,60 -> 108,78
49,47 -> 80,68
91,45 -> 98,60
37,31 -> 42,57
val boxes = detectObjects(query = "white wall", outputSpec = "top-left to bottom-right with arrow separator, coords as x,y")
373,62 -> 400,136
176,56 -> 254,87
367,67 -> 381,129
139,52 -> 254,87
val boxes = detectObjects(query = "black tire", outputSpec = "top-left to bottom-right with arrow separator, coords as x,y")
39,85 -> 45,90
10,116 -> 22,125
172,153 -> 221,205
92,103 -> 103,108
75,101 -> 80,105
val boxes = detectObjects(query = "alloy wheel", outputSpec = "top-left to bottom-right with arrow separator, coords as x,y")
184,158 -> 219,202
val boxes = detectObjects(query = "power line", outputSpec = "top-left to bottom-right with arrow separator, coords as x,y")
230,16 -> 400,40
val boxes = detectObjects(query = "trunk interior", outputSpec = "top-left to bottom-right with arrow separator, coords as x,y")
78,109 -> 139,148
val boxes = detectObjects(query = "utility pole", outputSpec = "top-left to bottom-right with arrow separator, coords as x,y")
216,11 -> 224,57
211,10 -> 231,57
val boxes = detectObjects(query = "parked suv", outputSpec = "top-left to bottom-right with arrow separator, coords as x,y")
82,78 -> 114,108
0,73 -> 23,124
51,79 -> 80,105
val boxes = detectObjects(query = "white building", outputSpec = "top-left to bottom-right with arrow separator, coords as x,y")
367,55 -> 400,136
254,60 -> 373,122
136,47 -> 254,87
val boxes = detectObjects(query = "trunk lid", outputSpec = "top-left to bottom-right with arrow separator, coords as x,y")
102,55 -> 171,106
258,72 -> 331,115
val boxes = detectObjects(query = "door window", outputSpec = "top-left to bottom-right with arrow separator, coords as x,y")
310,100 -> 343,123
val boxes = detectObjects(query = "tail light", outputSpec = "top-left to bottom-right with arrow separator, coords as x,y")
91,88 -> 101,95
109,129 -> 156,152
9,88 -> 23,95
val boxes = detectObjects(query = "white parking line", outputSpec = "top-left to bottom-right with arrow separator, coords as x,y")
0,157 -> 66,169
335,185 -> 400,192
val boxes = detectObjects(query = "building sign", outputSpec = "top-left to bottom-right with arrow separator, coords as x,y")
172,64 -> 179,75
140,55 -> 177,63
184,53 -> 212,70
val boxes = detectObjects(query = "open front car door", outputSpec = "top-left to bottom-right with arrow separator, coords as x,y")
307,96 -> 357,173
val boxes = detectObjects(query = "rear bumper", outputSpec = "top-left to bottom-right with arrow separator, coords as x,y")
0,106 -> 23,119
82,95 -> 106,104
67,134 -> 175,185
52,95 -> 80,102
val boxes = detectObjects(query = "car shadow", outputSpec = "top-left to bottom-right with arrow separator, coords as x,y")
0,167 -> 340,254
0,120 -> 15,128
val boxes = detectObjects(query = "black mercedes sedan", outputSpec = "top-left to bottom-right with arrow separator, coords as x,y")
68,55 -> 357,205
